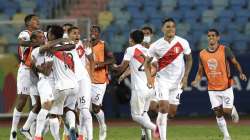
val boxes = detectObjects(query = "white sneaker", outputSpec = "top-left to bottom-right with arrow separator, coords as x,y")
10,131 -> 17,140
20,128 -> 32,140
223,136 -> 231,140
231,105 -> 239,123
99,124 -> 107,140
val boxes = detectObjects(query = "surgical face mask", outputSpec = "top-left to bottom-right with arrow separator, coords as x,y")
143,36 -> 151,43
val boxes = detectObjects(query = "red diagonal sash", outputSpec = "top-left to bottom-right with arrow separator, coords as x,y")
76,45 -> 85,58
133,48 -> 145,63
158,42 -> 184,71
54,51 -> 75,72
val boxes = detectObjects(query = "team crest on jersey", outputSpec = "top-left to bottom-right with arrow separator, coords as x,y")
207,58 -> 218,70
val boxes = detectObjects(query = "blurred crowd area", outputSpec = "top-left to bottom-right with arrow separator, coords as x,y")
0,0 -> 250,55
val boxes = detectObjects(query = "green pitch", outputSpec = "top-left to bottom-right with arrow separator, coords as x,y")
1,125 -> 249,140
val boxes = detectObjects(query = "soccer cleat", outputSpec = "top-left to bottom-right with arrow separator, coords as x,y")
10,131 -> 17,140
153,125 -> 160,139
99,124 -> 107,140
20,128 -> 32,140
34,136 -> 43,140
223,136 -> 231,140
62,133 -> 70,140
77,135 -> 84,140
69,128 -> 77,140
141,134 -> 146,140
231,106 -> 239,123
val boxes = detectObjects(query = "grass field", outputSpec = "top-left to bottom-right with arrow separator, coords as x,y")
1,123 -> 249,140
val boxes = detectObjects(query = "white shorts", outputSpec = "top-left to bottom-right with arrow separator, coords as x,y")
77,78 -> 92,109
91,83 -> 107,106
208,87 -> 234,109
50,88 -> 78,115
155,80 -> 183,105
130,89 -> 154,115
17,67 -> 32,95
37,78 -> 54,105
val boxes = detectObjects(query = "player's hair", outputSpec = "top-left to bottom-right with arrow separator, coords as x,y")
141,26 -> 153,34
68,26 -> 79,34
162,17 -> 176,26
130,29 -> 144,44
208,28 -> 220,36
49,25 -> 64,39
63,23 -> 73,28
30,30 -> 43,41
24,14 -> 37,27
90,25 -> 101,33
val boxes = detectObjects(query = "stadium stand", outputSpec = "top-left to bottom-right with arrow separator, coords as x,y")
0,0 -> 249,53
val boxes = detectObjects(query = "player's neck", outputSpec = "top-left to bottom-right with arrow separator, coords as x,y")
164,36 -> 174,43
208,43 -> 219,52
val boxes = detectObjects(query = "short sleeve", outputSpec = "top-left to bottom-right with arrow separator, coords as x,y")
18,31 -> 30,41
183,40 -> 191,55
85,47 -> 92,55
123,47 -> 133,61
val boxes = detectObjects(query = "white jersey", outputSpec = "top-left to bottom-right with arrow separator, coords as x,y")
123,44 -> 149,90
148,35 -> 191,85
52,44 -> 78,90
31,47 -> 54,79
75,40 -> 92,67
18,30 -> 31,68
67,41 -> 91,81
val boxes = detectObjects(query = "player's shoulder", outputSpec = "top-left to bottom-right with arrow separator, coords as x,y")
175,35 -> 189,44
150,37 -> 164,48
31,47 -> 40,56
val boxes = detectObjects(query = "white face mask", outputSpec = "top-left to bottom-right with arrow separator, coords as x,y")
143,36 -> 151,43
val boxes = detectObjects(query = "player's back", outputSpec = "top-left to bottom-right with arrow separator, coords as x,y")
52,44 -> 78,90
126,44 -> 148,91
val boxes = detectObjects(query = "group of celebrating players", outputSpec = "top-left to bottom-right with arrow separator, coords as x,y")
9,14 -> 247,140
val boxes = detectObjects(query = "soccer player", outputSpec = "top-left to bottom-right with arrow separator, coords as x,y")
66,26 -> 94,140
191,28 -> 247,140
10,14 -> 41,140
112,29 -> 159,140
144,18 -> 193,140
90,25 -> 115,140
33,25 -> 78,140
118,26 -> 157,140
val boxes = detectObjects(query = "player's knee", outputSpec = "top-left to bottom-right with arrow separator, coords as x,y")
213,106 -> 223,117
16,95 -> 28,110
32,102 -> 41,113
42,101 -> 52,110
223,108 -> 232,115
92,104 -> 101,114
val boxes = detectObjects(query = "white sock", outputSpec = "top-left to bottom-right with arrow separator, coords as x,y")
30,120 -> 36,137
132,113 -> 156,130
49,118 -> 60,140
145,128 -> 152,140
66,110 -> 76,129
23,111 -> 37,130
80,109 -> 93,140
11,108 -> 22,132
141,127 -> 145,135
35,109 -> 48,137
216,117 -> 230,137
157,112 -> 167,140
95,110 -> 106,127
